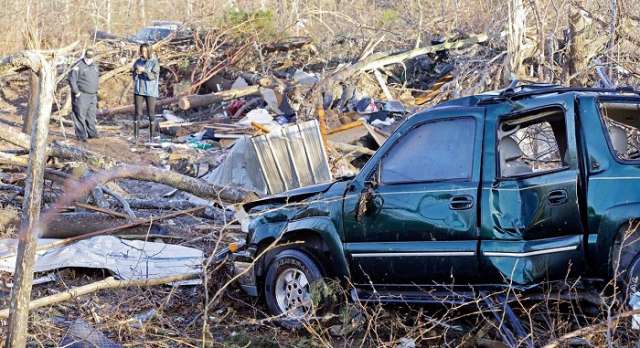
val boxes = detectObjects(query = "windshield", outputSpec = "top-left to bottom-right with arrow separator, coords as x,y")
135,28 -> 171,41
599,101 -> 640,161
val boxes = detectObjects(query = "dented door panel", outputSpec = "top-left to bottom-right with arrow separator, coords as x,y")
486,170 -> 581,241
480,95 -> 586,284
480,235 -> 584,284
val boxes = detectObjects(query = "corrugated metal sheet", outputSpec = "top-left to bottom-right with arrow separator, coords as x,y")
251,120 -> 332,195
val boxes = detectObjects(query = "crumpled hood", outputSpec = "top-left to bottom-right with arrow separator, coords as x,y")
243,181 -> 337,211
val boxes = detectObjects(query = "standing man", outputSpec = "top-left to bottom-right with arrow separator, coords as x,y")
132,43 -> 160,141
68,48 -> 99,142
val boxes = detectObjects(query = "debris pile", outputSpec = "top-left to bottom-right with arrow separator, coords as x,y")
79,30 -> 492,194
0,30 -> 496,343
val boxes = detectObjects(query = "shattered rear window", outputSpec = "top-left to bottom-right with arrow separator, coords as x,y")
600,102 -> 640,161
498,109 -> 568,177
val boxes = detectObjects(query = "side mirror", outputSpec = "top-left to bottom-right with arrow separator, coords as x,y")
356,164 -> 382,222
369,161 -> 382,187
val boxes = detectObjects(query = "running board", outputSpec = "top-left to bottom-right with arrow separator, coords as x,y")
352,287 -> 480,305
352,287 -> 534,348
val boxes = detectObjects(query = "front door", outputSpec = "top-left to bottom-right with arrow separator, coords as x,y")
342,109 -> 485,287
479,96 -> 585,285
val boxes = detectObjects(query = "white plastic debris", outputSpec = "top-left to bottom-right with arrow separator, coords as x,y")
237,108 -> 274,126
162,110 -> 185,123
261,88 -> 283,114
0,236 -> 203,285
370,117 -> 395,127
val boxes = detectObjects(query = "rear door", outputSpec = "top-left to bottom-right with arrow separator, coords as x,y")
480,95 -> 586,285
342,108 -> 485,286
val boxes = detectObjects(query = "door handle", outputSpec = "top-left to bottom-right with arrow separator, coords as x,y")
547,189 -> 568,205
449,195 -> 474,210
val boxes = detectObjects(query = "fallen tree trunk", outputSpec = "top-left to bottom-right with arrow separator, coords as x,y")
0,151 -> 29,166
0,207 -> 207,264
42,212 -> 153,238
126,198 -> 196,210
0,274 -> 197,319
74,202 -> 131,220
118,165 -> 252,203
0,127 -> 252,202
0,126 -> 117,168
178,85 -> 262,110
359,34 -> 488,72
97,96 -> 178,117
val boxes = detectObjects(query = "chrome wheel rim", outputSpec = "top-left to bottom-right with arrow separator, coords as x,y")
274,267 -> 311,318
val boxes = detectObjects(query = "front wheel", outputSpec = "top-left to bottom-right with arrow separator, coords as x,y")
264,249 -> 323,329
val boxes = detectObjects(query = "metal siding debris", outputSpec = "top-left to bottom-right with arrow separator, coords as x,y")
0,236 -> 203,285
252,120 -> 332,195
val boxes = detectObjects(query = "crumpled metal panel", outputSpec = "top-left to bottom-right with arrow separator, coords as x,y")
0,236 -> 203,285
204,136 -> 269,195
251,120 -> 332,195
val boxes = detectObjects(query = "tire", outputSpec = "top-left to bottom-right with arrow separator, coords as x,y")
264,248 -> 323,329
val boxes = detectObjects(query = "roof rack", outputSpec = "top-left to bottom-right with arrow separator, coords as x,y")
477,80 -> 640,106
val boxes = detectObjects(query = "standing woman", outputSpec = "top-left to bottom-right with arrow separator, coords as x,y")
132,43 -> 160,141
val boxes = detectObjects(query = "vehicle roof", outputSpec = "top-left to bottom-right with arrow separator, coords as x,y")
430,84 -> 640,111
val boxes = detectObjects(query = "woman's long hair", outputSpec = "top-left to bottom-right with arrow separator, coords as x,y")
139,43 -> 153,59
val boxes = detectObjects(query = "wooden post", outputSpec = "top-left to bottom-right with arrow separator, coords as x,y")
23,71 -> 39,133
5,55 -> 55,348
316,104 -> 328,150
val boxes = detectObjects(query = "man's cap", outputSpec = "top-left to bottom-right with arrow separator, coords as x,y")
84,48 -> 96,58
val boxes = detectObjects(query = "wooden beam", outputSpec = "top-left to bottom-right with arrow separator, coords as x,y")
327,119 -> 364,135
6,54 -> 55,348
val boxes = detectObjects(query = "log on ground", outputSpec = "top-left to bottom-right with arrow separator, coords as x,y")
178,85 -> 262,110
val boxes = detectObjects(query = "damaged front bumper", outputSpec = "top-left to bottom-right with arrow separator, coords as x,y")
231,204 -> 259,296
232,247 -> 258,297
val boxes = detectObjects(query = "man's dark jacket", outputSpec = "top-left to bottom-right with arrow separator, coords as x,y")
68,59 -> 99,94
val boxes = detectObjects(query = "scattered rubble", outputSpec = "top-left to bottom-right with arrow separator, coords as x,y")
2,8 -> 638,344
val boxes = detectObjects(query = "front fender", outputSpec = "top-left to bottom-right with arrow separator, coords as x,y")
595,202 -> 640,275
285,217 -> 349,278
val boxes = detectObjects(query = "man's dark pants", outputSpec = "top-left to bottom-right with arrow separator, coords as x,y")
72,93 -> 98,140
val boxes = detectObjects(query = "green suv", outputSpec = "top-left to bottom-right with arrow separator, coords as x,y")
232,85 -> 640,324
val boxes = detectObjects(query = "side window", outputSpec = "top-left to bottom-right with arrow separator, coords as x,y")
498,109 -> 568,177
380,118 -> 476,184
599,101 -> 640,161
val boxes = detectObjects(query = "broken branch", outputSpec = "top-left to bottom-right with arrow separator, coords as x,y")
0,274 -> 197,319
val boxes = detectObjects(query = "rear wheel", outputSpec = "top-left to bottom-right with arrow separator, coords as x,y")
264,249 -> 323,329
